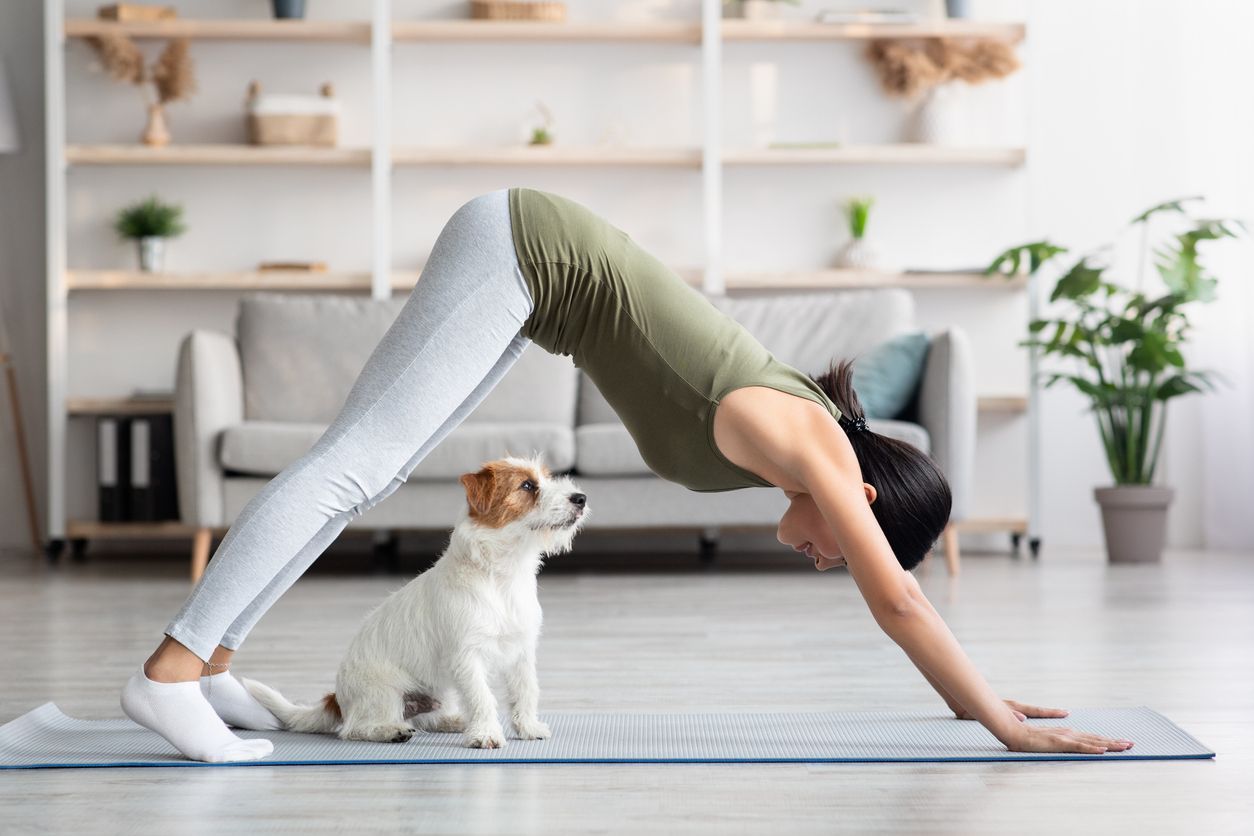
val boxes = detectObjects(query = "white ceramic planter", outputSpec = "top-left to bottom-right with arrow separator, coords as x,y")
138,236 -> 166,273
836,238 -> 880,270
908,83 -> 965,145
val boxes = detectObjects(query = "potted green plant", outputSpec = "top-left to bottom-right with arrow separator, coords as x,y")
988,198 -> 1243,563
836,196 -> 879,270
115,196 -> 187,273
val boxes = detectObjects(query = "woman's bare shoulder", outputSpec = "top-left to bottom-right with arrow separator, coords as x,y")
714,386 -> 842,492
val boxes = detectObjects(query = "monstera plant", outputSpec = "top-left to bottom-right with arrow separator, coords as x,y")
988,197 -> 1243,562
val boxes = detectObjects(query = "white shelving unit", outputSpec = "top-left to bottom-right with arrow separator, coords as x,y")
43,1 -> 1034,557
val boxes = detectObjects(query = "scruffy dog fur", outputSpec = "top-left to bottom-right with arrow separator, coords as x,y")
245,456 -> 587,749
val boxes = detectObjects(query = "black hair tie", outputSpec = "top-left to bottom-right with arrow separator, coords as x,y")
840,415 -> 869,434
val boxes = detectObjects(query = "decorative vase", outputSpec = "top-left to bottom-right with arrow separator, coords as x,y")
741,1 -> 781,21
908,83 -> 964,145
836,238 -> 880,271
138,236 -> 166,273
1094,485 -> 1174,563
945,0 -> 971,18
141,104 -> 171,147
272,0 -> 306,19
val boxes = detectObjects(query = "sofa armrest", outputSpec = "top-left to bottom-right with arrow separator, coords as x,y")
916,329 -> 976,522
175,330 -> 244,527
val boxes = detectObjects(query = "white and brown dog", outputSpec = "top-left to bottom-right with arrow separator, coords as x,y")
245,456 -> 587,749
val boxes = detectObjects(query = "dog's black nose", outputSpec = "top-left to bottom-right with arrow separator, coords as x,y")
569,493 -> 586,508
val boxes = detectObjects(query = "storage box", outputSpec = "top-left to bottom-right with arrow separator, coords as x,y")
97,4 -> 177,22
246,82 -> 339,148
470,1 -> 567,22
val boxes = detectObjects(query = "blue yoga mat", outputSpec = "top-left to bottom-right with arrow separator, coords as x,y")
0,703 -> 1213,769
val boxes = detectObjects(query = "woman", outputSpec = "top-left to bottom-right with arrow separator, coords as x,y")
121,188 -> 1133,762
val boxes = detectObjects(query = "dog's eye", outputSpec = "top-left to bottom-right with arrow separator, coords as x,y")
520,480 -> 536,493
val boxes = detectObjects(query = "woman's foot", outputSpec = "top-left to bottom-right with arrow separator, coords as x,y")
120,669 -> 273,763
200,670 -> 284,731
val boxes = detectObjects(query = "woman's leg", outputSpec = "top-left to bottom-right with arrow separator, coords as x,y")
122,188 -> 531,760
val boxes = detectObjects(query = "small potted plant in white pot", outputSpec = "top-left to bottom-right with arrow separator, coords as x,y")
988,198 -> 1243,563
115,196 -> 187,273
836,196 -> 880,270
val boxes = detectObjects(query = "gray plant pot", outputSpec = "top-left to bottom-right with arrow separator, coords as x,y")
1094,485 -> 1174,563
272,0 -> 306,19
137,236 -> 165,273
945,0 -> 972,18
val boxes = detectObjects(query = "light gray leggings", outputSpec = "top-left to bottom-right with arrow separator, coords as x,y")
166,189 -> 534,661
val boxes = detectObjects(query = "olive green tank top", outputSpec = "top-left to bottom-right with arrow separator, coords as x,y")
507,187 -> 841,493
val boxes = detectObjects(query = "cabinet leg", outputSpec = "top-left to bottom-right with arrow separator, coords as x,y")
70,537 -> 89,563
942,523 -> 960,576
44,538 -> 65,565
372,530 -> 400,575
698,530 -> 719,567
1029,537 -> 1042,559
190,528 -> 212,583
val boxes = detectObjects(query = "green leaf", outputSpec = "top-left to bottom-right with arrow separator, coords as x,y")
1131,195 -> 1203,224
1049,259 -> 1104,302
986,241 -> 1066,278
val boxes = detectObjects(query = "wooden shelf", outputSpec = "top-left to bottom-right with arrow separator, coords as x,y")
392,146 -> 702,167
67,396 -> 174,415
721,20 -> 1025,42
66,519 -> 217,539
725,145 -> 1026,166
978,395 -> 1028,413
392,20 -> 701,43
724,269 -> 1024,291
67,270 -> 380,291
64,18 -> 371,42
66,144 -> 371,167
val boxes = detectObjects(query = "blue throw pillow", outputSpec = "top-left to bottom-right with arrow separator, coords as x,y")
851,332 -> 930,419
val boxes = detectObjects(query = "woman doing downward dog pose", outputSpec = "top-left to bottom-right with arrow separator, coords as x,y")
122,188 -> 1133,762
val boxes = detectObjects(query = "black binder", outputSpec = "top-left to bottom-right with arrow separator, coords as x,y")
129,413 -> 179,521
97,416 -> 131,522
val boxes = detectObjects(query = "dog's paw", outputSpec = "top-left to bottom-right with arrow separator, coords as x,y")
463,725 -> 507,749
346,723 -> 415,744
513,718 -> 551,741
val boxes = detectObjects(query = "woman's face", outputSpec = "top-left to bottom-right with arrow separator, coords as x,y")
777,487 -> 875,571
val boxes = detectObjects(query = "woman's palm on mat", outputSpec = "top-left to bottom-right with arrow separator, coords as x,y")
952,699 -> 1133,754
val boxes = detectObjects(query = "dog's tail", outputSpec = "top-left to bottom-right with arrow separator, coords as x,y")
241,677 -> 341,734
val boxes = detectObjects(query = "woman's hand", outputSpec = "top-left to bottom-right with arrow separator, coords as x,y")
953,699 -> 1068,723
1001,722 -> 1135,755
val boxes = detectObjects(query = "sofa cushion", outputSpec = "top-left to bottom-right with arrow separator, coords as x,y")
220,420 -> 576,479
575,423 -> 651,477
237,293 -> 578,425
853,331 -> 931,419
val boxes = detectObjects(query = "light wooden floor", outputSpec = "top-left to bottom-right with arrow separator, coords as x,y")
1,546 -> 1251,835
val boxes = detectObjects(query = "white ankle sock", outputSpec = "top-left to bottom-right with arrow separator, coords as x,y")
200,670 -> 284,731
121,670 -> 273,763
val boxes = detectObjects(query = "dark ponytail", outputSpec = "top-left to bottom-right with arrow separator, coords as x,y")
812,360 -> 951,571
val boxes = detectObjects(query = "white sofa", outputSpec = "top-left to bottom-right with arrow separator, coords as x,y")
174,289 -> 975,579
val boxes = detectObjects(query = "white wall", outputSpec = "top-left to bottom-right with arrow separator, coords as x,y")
1,0 -> 1250,553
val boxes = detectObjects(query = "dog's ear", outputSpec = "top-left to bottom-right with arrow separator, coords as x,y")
459,469 -> 493,516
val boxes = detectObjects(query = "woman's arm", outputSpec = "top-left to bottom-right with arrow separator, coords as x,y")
712,389 -> 1131,754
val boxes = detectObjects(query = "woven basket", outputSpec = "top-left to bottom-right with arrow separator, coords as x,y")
470,1 -> 567,21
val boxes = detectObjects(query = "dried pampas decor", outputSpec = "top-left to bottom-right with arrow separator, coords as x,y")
86,34 -> 196,146
865,37 -> 1020,98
